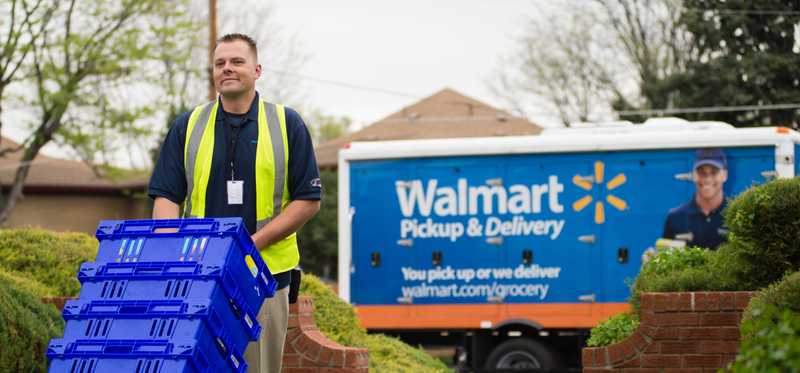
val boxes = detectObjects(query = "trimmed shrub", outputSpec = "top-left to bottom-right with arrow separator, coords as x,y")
0,276 -> 64,372
0,268 -> 58,298
743,271 -> 800,325
723,177 -> 800,288
629,246 -> 738,312
729,305 -> 800,372
0,228 -> 97,296
586,312 -> 639,347
300,274 -> 449,372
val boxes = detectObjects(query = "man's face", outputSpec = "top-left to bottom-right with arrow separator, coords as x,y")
213,40 -> 261,97
693,164 -> 727,200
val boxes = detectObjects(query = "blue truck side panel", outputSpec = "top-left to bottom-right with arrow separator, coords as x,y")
349,146 -> 777,307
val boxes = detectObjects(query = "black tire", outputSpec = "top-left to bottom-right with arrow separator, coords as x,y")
483,338 -> 561,371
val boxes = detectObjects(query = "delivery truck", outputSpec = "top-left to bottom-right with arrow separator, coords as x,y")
336,118 -> 800,372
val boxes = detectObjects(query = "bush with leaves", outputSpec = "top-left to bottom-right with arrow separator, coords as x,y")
729,271 -> 800,371
723,177 -> 800,289
586,312 -> 640,347
0,276 -> 64,372
300,273 -> 449,372
629,246 -> 739,313
0,228 -> 97,296
728,304 -> 800,372
742,271 -> 800,325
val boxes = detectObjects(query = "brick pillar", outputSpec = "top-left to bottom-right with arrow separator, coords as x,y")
283,296 -> 369,373
582,291 -> 755,372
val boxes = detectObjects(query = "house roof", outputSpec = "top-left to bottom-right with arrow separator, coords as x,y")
315,88 -> 542,169
0,138 -> 148,194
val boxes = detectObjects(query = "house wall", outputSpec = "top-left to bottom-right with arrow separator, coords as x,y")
5,194 -> 151,234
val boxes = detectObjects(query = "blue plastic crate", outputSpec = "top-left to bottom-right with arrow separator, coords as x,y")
48,338 -> 245,373
63,301 -> 249,354
62,297 -> 257,352
77,260 -> 265,331
93,218 -> 277,312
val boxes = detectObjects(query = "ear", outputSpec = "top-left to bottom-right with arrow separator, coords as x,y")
255,63 -> 262,79
720,169 -> 728,183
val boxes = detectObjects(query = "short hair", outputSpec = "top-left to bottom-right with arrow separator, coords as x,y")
216,33 -> 258,59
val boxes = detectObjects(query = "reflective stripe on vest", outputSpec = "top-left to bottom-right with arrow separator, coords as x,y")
183,99 -> 298,274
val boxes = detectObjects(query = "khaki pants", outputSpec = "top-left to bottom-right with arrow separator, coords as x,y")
244,285 -> 289,373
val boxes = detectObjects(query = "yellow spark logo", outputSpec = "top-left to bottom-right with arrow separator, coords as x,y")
571,161 -> 627,224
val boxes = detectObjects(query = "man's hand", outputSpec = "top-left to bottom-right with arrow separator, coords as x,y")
251,200 -> 321,249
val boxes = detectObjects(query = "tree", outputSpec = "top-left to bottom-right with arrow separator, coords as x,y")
493,0 -> 692,124
0,0 -> 54,152
0,0 -> 186,224
217,1 -> 309,105
297,170 -> 338,280
672,0 -> 800,127
306,111 -> 351,145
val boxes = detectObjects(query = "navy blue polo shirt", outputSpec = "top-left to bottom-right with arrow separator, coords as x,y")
149,92 -> 322,237
662,197 -> 728,249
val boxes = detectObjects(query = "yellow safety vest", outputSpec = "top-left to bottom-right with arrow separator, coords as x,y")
182,99 -> 298,274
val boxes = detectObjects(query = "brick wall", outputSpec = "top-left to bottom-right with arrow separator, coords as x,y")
283,295 -> 369,373
582,291 -> 755,372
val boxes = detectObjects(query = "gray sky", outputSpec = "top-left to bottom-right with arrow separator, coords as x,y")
3,0 -> 541,166
269,0 -> 536,127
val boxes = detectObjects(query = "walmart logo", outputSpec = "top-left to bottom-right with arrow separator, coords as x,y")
571,161 -> 627,224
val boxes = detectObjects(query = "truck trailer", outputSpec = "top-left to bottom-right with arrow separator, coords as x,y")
336,119 -> 800,371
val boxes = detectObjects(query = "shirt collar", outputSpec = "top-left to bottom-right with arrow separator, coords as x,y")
688,195 -> 727,216
216,92 -> 260,122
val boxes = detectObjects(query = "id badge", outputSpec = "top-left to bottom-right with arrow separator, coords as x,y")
227,180 -> 244,205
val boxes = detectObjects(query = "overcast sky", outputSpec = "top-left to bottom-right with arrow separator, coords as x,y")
4,0 -> 543,166
269,0 -> 537,128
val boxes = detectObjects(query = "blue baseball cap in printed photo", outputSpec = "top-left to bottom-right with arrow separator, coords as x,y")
694,148 -> 727,170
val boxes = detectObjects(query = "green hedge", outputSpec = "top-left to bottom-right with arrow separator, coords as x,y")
0,228 -> 97,296
729,271 -> 800,372
629,246 -> 739,313
586,312 -> 639,347
742,271 -> 800,325
723,178 -> 800,289
300,274 -> 449,372
0,276 -> 64,372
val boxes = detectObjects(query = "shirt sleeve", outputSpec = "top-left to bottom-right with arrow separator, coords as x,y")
662,211 -> 676,239
148,112 -> 190,204
284,107 -> 322,201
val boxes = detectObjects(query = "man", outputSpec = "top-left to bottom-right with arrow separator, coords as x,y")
662,148 -> 729,249
149,33 -> 321,372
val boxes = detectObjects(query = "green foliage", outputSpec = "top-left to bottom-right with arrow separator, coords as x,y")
0,276 -> 65,372
675,1 -> 800,126
307,111 -> 352,144
586,312 -> 640,347
729,305 -> 800,373
629,246 -> 739,312
0,228 -> 97,296
722,178 -> 800,289
742,271 -> 800,331
299,274 -> 449,372
0,268 -> 58,298
298,170 -> 339,279
299,272 -> 364,346
363,334 -> 450,373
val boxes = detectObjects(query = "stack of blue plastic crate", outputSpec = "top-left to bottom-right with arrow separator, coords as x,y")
47,218 -> 277,373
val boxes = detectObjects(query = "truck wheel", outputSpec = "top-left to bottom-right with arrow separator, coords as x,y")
484,338 -> 560,371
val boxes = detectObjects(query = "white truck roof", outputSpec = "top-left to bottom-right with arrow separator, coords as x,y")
340,119 -> 800,162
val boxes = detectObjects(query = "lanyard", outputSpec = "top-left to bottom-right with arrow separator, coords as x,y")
226,116 -> 243,181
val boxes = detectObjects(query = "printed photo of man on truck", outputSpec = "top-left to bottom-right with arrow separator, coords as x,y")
662,148 -> 729,250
